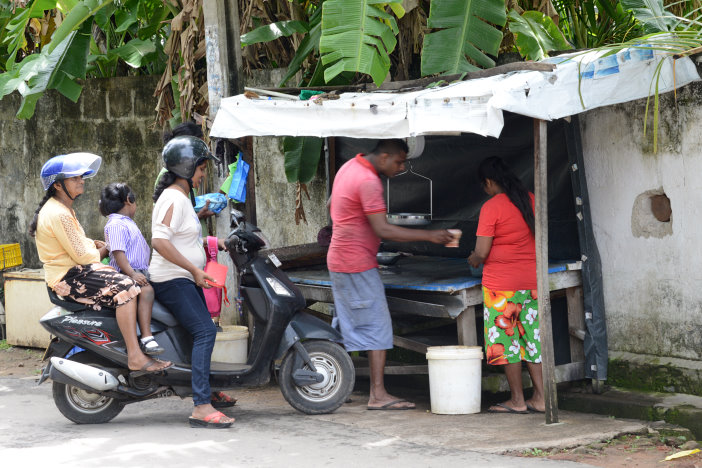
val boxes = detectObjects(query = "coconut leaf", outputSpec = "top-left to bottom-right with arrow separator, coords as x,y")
283,136 -> 323,184
508,10 -> 572,61
319,0 -> 400,86
421,0 -> 506,75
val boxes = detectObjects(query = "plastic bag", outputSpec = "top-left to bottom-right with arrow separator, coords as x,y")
194,193 -> 228,214
227,156 -> 250,203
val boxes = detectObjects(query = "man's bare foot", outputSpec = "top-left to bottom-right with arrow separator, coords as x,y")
525,399 -> 545,413
487,401 -> 529,413
368,394 -> 415,410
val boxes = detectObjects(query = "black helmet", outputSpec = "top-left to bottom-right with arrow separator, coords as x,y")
162,136 -> 219,180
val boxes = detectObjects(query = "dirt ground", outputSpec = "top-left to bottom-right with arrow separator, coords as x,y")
0,343 -> 45,377
512,433 -> 702,468
1,344 -> 700,467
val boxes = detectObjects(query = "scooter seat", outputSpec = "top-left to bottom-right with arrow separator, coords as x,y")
151,301 -> 179,327
47,287 -> 178,328
46,287 -> 90,313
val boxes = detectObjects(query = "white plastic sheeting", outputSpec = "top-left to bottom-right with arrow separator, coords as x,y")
210,47 -> 700,139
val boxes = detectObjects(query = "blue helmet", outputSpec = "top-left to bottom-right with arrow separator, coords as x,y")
40,153 -> 102,191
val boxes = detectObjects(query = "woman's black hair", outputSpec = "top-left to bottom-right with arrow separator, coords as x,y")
28,186 -> 57,237
99,183 -> 136,216
163,121 -> 203,144
478,156 -> 535,236
153,170 -> 178,202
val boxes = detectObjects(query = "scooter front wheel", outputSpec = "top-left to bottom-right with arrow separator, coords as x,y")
52,352 -> 125,424
279,340 -> 354,414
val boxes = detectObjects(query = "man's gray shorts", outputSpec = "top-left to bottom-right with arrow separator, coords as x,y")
329,268 -> 392,352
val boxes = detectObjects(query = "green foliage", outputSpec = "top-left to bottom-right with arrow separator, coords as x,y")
319,0 -> 402,86
0,0 -> 172,119
421,0 -> 506,76
0,339 -> 11,350
241,20 -> 310,47
279,6 -> 322,87
508,10 -> 572,61
552,0 -> 642,48
621,0 -> 678,32
2,0 -> 57,66
283,136 -> 323,184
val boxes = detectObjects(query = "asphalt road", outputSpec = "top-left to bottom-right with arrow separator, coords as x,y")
0,377 -> 597,468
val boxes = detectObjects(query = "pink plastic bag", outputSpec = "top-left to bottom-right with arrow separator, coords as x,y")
203,236 -> 227,318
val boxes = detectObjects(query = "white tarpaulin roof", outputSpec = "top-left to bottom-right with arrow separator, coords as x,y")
210,47 -> 700,139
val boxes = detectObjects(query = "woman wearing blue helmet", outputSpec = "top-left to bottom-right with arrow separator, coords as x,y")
29,153 -> 172,374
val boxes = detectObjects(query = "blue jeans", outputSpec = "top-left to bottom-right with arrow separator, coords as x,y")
152,278 -> 216,406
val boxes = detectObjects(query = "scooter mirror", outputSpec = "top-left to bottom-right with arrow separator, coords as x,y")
230,209 -> 245,228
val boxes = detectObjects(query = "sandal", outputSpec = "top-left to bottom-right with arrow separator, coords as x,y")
129,358 -> 172,378
189,411 -> 234,429
140,336 -> 165,356
211,391 -> 237,408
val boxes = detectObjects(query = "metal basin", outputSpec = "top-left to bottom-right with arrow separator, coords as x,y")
377,252 -> 402,266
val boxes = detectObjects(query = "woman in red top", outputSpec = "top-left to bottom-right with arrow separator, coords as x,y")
468,156 -> 544,414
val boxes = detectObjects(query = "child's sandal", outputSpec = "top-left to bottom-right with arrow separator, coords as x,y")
140,336 -> 165,356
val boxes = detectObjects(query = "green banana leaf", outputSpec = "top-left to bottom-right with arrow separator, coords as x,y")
17,27 -> 89,118
111,38 -> 156,68
114,0 -> 139,33
283,136 -> 323,184
319,0 -> 401,86
2,0 -> 58,65
240,20 -> 310,47
49,0 -> 113,53
278,7 -> 322,87
508,10 -> 572,61
620,0 -> 678,33
421,0 -> 506,75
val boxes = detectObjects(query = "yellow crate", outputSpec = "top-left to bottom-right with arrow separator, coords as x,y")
0,243 -> 22,270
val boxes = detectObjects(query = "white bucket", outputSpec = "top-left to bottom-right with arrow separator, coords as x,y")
211,325 -> 249,364
426,345 -> 483,414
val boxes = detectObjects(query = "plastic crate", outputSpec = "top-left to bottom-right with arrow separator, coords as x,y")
0,243 -> 22,270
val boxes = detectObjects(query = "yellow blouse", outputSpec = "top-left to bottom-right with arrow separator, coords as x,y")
35,197 -> 100,288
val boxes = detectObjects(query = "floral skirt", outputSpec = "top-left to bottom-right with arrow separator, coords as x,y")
53,263 -> 141,311
483,286 -> 541,365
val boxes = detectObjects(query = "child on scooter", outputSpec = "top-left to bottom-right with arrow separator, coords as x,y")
99,183 -> 164,355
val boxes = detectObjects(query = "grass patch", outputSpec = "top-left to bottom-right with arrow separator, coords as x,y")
0,340 -> 12,351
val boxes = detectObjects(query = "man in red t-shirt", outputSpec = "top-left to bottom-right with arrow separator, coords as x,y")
328,139 -> 453,410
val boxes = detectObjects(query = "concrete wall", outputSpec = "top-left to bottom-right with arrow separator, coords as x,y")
0,76 -> 163,269
248,69 -> 329,248
580,82 -> 702,361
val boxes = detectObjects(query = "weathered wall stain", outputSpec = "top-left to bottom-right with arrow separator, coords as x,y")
0,76 -> 163,269
581,80 -> 702,362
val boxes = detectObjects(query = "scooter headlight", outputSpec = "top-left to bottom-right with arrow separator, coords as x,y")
266,277 -> 293,297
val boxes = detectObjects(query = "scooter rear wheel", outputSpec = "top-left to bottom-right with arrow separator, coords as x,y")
52,352 -> 125,424
279,340 -> 354,415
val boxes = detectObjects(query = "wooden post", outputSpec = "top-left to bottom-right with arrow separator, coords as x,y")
534,118 -> 559,423
203,0 -> 243,326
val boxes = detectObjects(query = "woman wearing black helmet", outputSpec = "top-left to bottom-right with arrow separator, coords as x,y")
29,153 -> 172,375
150,135 -> 235,428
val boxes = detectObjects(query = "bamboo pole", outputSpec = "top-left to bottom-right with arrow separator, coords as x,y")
534,118 -> 559,423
